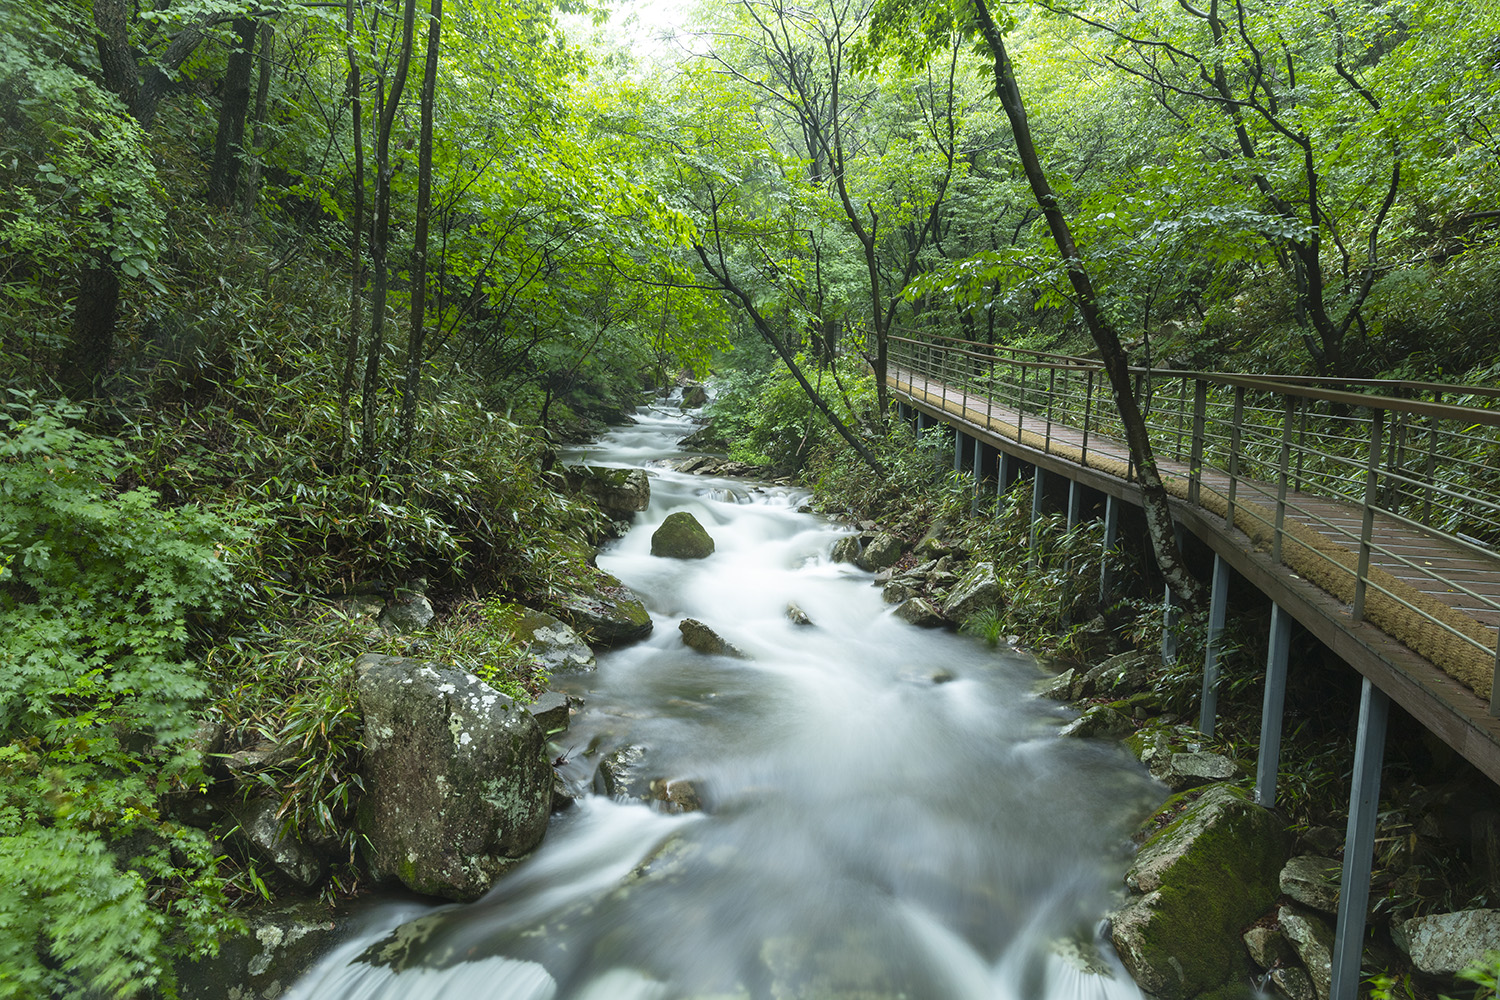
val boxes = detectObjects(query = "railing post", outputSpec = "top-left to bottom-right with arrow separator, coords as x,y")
1423,393 -> 1441,527
1030,468 -> 1047,569
1045,366 -> 1055,455
1352,409 -> 1384,623
1273,394 -> 1295,565
1294,397 -> 1309,491
1016,362 -> 1026,437
1081,369 -> 1094,468
1227,386 -> 1244,531
986,351 -> 995,432
1174,376 -> 1188,461
1189,379 -> 1208,507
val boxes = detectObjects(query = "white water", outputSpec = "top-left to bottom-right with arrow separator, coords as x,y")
285,397 -> 1162,1000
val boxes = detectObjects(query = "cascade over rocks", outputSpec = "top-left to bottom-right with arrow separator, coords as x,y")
354,654 -> 553,902
1109,783 -> 1290,1000
555,572 -> 653,646
830,535 -> 861,564
651,511 -> 716,559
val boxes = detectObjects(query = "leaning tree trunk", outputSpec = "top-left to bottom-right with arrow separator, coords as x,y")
208,17 -> 258,208
972,0 -> 1204,608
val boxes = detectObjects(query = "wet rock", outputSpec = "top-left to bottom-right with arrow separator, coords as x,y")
679,618 -> 748,658
786,602 -> 814,626
1110,784 -> 1290,1000
1244,925 -> 1296,969
1067,615 -> 1116,660
176,901 -> 345,1000
1059,705 -> 1134,739
228,796 -> 327,889
1281,855 -> 1341,915
1078,650 -> 1159,699
355,654 -> 552,901
593,744 -> 651,799
651,511 -> 716,559
378,588 -> 434,634
649,777 -> 703,814
1279,905 -> 1334,999
494,604 -> 596,672
680,384 -> 709,408
883,579 -> 920,605
1270,965 -> 1318,1000
942,561 -> 1003,623
562,465 -> 651,519
893,597 -> 944,628
1154,751 -> 1238,791
930,669 -> 956,684
914,520 -> 958,558
528,691 -> 573,736
1393,908 -> 1500,976
1035,667 -> 1077,701
830,535 -> 862,564
677,422 -> 718,449
872,567 -> 896,584
555,573 -> 653,647
855,531 -> 903,572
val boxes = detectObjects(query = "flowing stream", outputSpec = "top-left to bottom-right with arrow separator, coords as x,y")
286,396 -> 1163,1000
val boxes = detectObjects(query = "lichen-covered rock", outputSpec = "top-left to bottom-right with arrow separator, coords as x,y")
1078,650 -> 1159,699
562,465 -> 651,519
855,531 -> 903,571
228,796 -> 326,889
893,597 -> 944,628
1271,965 -> 1318,1000
176,901 -> 345,1000
1154,751 -> 1238,791
679,618 -> 748,658
593,744 -> 651,799
1244,926 -> 1296,970
528,691 -> 573,736
378,589 -> 434,634
1035,667 -> 1077,701
830,536 -> 862,564
1281,855 -> 1341,914
494,604 -> 596,672
1058,705 -> 1134,739
555,573 -> 653,646
651,511 -> 716,559
1109,784 -> 1291,1000
1394,909 -> 1500,976
355,654 -> 552,902
942,561 -> 1003,622
1279,905 -> 1334,999
883,579 -> 920,605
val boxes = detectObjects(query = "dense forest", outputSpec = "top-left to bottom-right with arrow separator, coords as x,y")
1,0 -> 1498,994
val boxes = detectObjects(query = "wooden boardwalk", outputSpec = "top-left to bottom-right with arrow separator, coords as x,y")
890,367 -> 1500,786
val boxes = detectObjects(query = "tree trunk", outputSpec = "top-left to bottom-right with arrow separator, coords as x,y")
336,0 -> 366,465
972,0 -> 1204,608
399,0 -> 442,460
361,0 -> 417,466
242,22 -> 274,219
60,258 -> 121,398
208,17 -> 258,208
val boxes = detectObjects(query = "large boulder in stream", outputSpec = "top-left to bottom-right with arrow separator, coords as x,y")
354,654 -> 553,901
555,572 -> 653,646
562,465 -> 651,520
651,511 -> 716,559
494,604 -> 596,672
1109,783 -> 1290,1000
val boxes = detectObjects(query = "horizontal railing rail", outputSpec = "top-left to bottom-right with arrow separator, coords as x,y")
887,332 -> 1500,715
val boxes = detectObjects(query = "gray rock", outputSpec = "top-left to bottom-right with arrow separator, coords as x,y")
229,797 -> 326,889
651,511 -> 716,559
562,465 -> 651,519
855,531 -> 904,571
679,618 -> 748,658
1067,615 -> 1116,660
1078,650 -> 1159,699
680,384 -> 708,408
1035,667 -> 1077,701
1244,925 -> 1296,969
555,574 -> 653,646
355,654 -> 552,901
942,561 -> 1003,622
378,590 -> 434,634
883,579 -> 919,605
785,602 -> 814,627
495,604 -> 596,672
528,691 -> 572,736
593,744 -> 651,799
176,901 -> 345,1000
328,593 -> 386,619
1059,706 -> 1134,739
648,777 -> 703,814
1270,965 -> 1318,1000
893,597 -> 944,628
830,536 -> 862,564
1155,751 -> 1238,791
1394,909 -> 1500,976
1110,784 -> 1290,1000
222,739 -> 298,779
1281,855 -> 1341,915
1279,906 -> 1334,999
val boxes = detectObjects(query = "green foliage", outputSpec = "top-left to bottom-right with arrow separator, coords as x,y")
705,356 -> 877,471
0,397 -> 247,998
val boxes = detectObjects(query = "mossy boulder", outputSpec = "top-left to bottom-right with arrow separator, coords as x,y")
1109,783 -> 1291,1000
555,572 -> 653,646
650,511 -> 716,559
561,465 -> 650,520
854,531 -> 903,571
942,561 -> 1003,622
679,618 -> 747,658
492,604 -> 596,672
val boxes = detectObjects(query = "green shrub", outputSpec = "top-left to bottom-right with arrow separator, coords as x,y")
0,397 -> 248,998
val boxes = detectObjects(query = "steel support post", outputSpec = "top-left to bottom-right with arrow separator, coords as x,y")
1029,468 -> 1047,568
1199,554 -> 1230,736
1161,522 -> 1184,664
1255,603 -> 1293,807
1067,480 -> 1083,532
997,451 -> 1013,496
954,429 -> 967,474
1100,494 -> 1120,606
1330,678 -> 1389,1000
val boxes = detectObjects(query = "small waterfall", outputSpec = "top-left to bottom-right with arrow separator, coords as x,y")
285,398 -> 1158,1000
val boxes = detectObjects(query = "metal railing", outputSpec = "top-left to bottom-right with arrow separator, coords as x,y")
889,333 -> 1500,714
